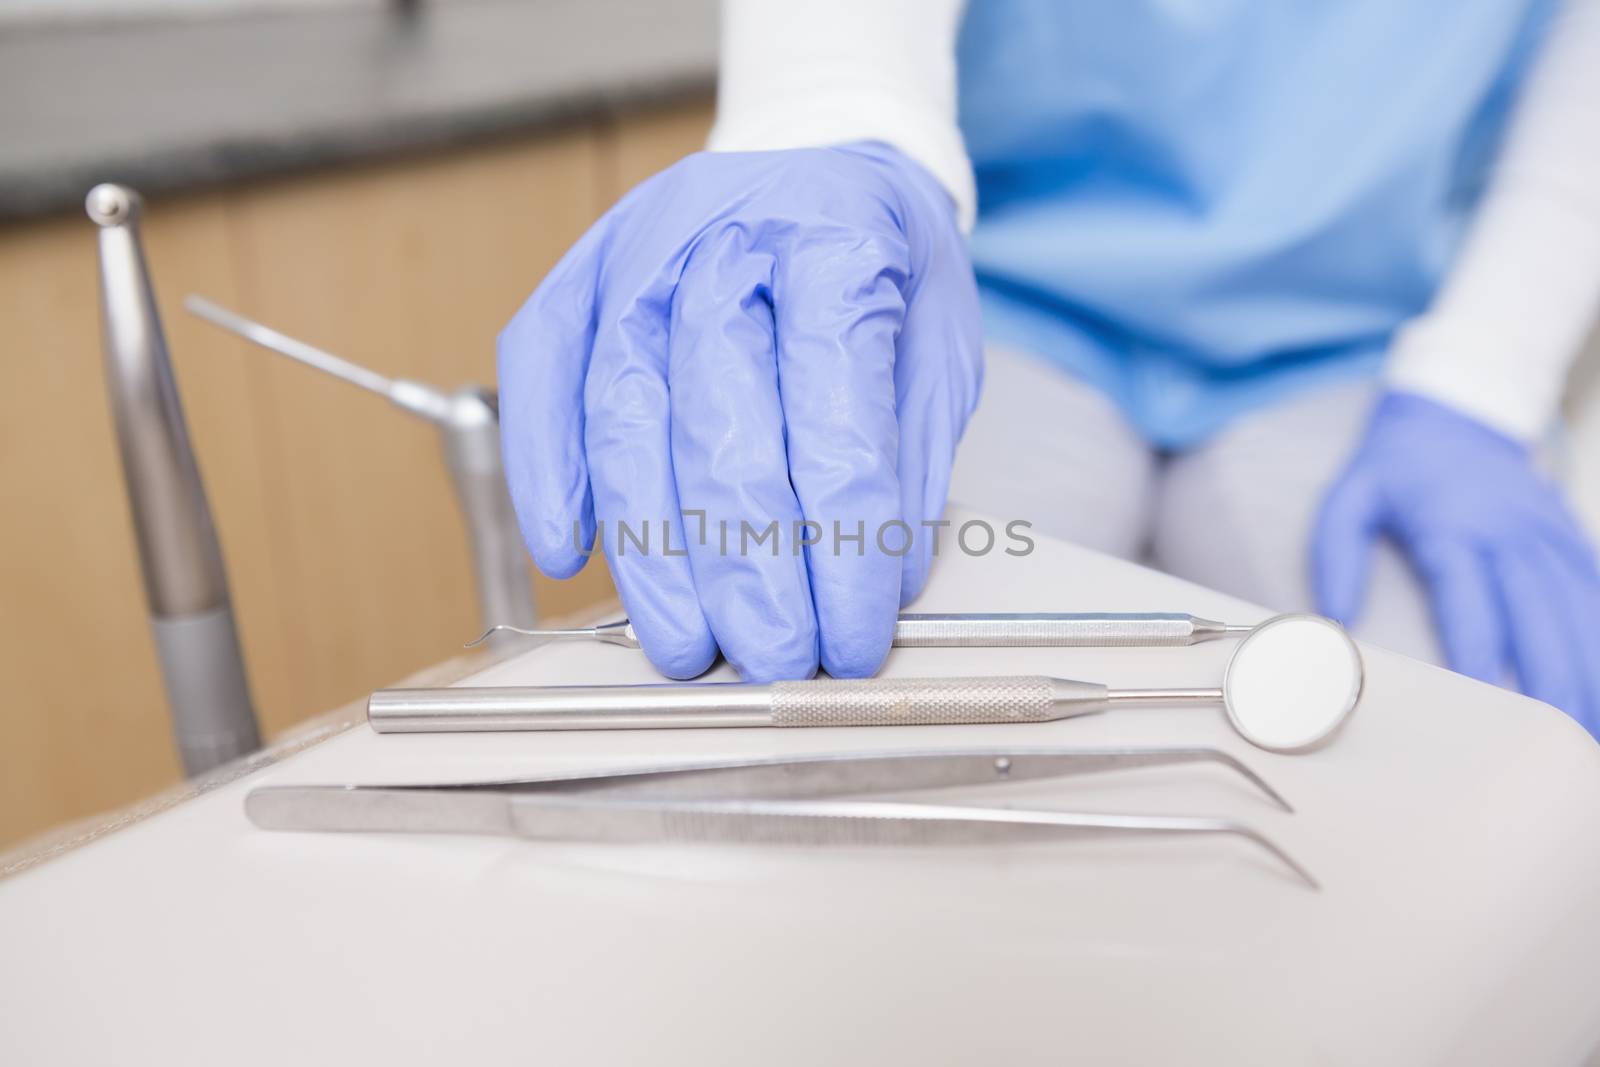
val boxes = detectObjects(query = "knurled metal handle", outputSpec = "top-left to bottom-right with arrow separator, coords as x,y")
892,613 -> 1202,648
769,675 -> 1059,727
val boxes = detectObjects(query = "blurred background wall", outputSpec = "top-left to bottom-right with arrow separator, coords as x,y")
1,0 -> 1597,852
0,0 -> 716,849
0,0 -> 403,24
0,0 -> 282,19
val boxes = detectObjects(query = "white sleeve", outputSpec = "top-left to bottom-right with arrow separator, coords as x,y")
1385,0 -> 1600,440
707,0 -> 975,230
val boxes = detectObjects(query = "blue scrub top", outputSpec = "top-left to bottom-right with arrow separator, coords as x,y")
958,0 -> 1553,447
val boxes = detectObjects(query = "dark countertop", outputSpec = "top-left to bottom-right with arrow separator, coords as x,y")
0,0 -> 717,221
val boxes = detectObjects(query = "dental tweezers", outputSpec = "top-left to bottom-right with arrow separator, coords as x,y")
245,747 -> 1318,889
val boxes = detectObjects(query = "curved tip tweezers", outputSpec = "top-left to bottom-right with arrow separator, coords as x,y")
245,746 -> 1315,890
588,799 -> 1322,892
457,746 -> 1293,814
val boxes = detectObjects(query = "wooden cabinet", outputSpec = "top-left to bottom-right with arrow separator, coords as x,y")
0,103 -> 714,848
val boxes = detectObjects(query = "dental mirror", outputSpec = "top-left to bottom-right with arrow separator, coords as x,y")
1218,613 -> 1363,751
1094,613 -> 1363,752
390,613 -> 1364,755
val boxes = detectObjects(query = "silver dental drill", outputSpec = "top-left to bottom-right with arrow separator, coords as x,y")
88,184 -> 262,775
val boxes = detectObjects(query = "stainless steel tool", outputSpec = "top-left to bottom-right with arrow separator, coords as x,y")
245,746 -> 1317,888
375,614 -> 1364,753
184,295 -> 537,638
467,612 -> 1254,650
88,184 -> 261,776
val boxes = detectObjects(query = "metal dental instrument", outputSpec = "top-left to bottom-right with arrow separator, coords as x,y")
185,295 -> 450,422
185,295 -> 537,637
245,747 -> 1317,888
467,612 -> 1255,650
375,614 -> 1364,754
88,185 -> 261,776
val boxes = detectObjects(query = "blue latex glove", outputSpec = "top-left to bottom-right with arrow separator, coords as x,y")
498,144 -> 982,682
1314,391 -> 1600,735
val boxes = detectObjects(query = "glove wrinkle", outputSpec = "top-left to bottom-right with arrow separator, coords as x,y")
502,142 -> 981,681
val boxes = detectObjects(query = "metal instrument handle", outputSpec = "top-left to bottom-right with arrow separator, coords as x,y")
369,683 -> 776,733
770,675 -> 1083,727
369,676 -> 1110,733
891,612 -> 1238,647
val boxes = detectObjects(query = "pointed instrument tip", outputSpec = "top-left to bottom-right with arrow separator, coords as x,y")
464,624 -> 599,648
464,625 -> 528,648
1210,751 -> 1295,813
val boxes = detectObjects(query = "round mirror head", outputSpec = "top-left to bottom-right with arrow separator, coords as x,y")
1222,613 -> 1363,753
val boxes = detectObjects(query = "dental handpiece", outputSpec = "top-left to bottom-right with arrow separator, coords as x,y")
469,612 -> 1254,651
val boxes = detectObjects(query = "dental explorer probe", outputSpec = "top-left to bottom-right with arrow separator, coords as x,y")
467,612 -> 1255,650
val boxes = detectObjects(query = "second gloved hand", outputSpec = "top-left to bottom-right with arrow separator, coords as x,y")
499,144 -> 983,682
1313,391 -> 1600,736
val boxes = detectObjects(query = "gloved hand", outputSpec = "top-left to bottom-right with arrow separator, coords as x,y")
498,143 -> 982,682
1313,391 -> 1600,735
